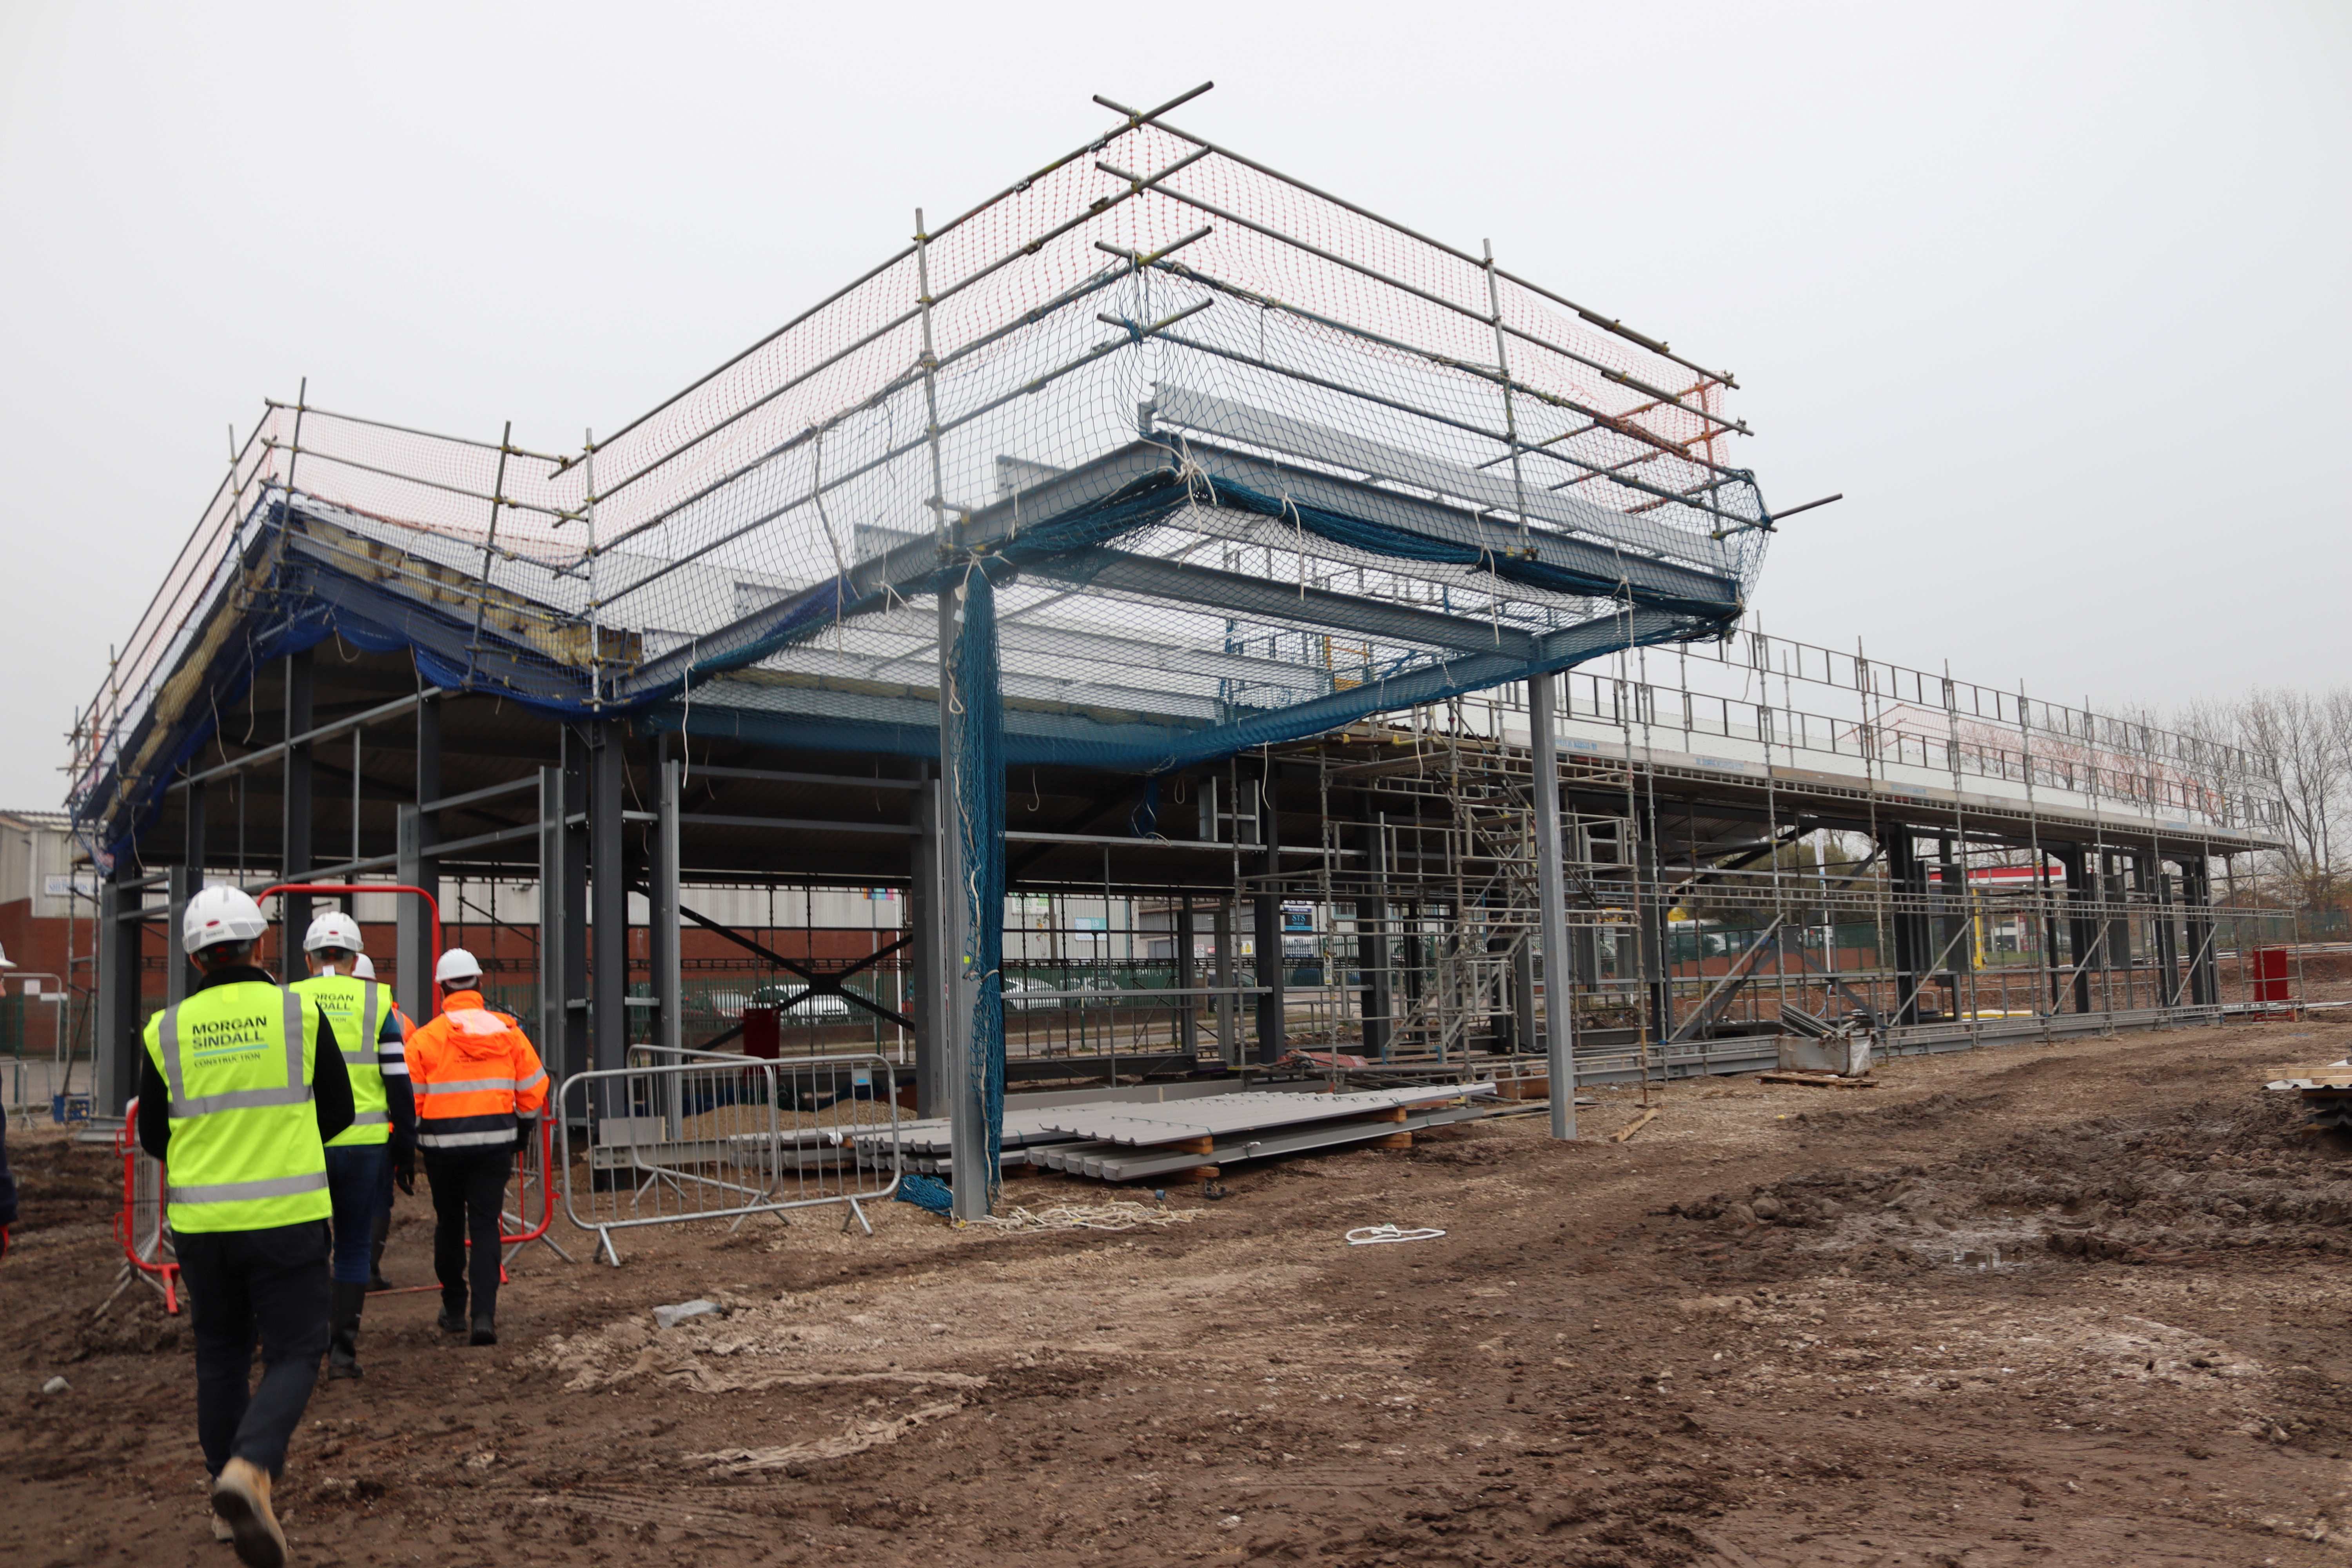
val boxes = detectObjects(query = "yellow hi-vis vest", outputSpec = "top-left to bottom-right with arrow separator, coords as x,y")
292,973 -> 390,1147
142,982 -> 330,1233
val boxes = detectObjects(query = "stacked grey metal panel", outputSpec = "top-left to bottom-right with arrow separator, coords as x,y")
842,1080 -> 1495,1181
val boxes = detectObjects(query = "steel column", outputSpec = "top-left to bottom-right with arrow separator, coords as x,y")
652,753 -> 683,1059
910,771 -> 944,1118
1213,900 -> 1238,1065
1886,831 -> 1925,1025
397,696 -> 441,1022
938,592 -> 987,1219
174,782 -> 205,1001
539,743 -> 590,1082
280,651 -> 315,953
1252,763 -> 1284,1065
1528,670 -> 1576,1140
1357,806 -> 1392,1060
2057,846 -> 2095,1013
166,865 -> 195,1006
590,722 -> 627,1074
1935,851 -> 1971,1019
2154,867 -> 2182,1008
2183,857 -> 2218,1006
1511,928 -> 1537,1060
94,875 -> 143,1116
1177,891 -> 1198,1059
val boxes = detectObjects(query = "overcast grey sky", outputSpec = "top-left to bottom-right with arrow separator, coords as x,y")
1,1 -> 2345,809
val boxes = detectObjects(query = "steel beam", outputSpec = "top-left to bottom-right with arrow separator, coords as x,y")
1027,546 -> 1536,659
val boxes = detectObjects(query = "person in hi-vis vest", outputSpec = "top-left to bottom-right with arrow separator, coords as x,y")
138,885 -> 352,1568
290,911 -> 416,1380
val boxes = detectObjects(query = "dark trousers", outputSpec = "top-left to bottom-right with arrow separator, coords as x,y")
323,1143 -> 389,1285
423,1146 -> 511,1319
172,1220 -> 331,1478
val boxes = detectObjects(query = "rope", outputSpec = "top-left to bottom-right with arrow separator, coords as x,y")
1345,1223 -> 1446,1246
969,1201 -> 1205,1233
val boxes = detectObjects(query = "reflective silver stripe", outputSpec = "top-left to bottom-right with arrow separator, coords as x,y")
515,1069 -> 548,1093
419,1077 -> 522,1096
378,1058 -> 409,1076
160,1006 -> 187,1108
416,1128 -> 517,1148
345,1110 -> 389,1127
170,1170 -> 330,1205
284,989 -> 305,1087
361,982 -> 381,1059
169,1084 -> 313,1117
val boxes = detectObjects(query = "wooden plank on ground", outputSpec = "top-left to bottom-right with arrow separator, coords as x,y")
1757,1071 -> 1878,1090
1612,1107 -> 1660,1143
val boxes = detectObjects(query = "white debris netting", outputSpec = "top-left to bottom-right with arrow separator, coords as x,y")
74,112 -> 1770,825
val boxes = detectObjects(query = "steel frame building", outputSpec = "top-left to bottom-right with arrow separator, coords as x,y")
63,89 -> 2292,1219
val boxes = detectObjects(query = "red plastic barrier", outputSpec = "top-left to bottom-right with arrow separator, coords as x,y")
2251,947 -> 2292,1003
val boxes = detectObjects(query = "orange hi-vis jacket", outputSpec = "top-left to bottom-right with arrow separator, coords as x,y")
405,989 -> 549,1151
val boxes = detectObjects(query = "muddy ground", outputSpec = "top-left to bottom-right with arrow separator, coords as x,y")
9,1019 -> 2352,1567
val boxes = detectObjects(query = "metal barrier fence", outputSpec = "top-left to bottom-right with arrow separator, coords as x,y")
558,1052 -> 902,1265
97,1100 -> 180,1316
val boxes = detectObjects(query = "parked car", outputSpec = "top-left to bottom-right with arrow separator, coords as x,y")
748,982 -> 858,1021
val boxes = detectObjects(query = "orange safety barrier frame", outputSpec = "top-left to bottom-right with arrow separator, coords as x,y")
100,1098 -> 181,1317
502,1115 -> 570,1264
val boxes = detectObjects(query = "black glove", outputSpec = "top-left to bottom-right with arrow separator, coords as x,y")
514,1118 -> 537,1156
392,1145 -> 416,1196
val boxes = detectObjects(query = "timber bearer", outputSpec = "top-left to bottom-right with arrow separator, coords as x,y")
138,885 -> 352,1568
290,911 -> 416,1378
406,947 -> 547,1345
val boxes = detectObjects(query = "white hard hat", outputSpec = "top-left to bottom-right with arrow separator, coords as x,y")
435,947 -> 484,985
183,885 -> 267,956
352,954 -> 377,980
303,910 -> 365,955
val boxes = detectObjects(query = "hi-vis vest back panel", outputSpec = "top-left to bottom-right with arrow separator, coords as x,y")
407,995 -> 548,1151
291,974 -> 390,1147
142,982 -> 329,1233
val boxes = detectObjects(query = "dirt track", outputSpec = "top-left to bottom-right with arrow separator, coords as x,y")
10,1019 -> 2352,1567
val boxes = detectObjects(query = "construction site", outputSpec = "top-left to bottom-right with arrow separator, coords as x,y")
9,86 -> 2352,1568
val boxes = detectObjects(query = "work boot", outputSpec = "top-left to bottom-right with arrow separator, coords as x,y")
328,1280 -> 367,1380
438,1295 -> 468,1335
211,1457 -> 287,1568
211,1513 -> 235,1543
367,1208 -> 392,1291
470,1314 -> 497,1347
